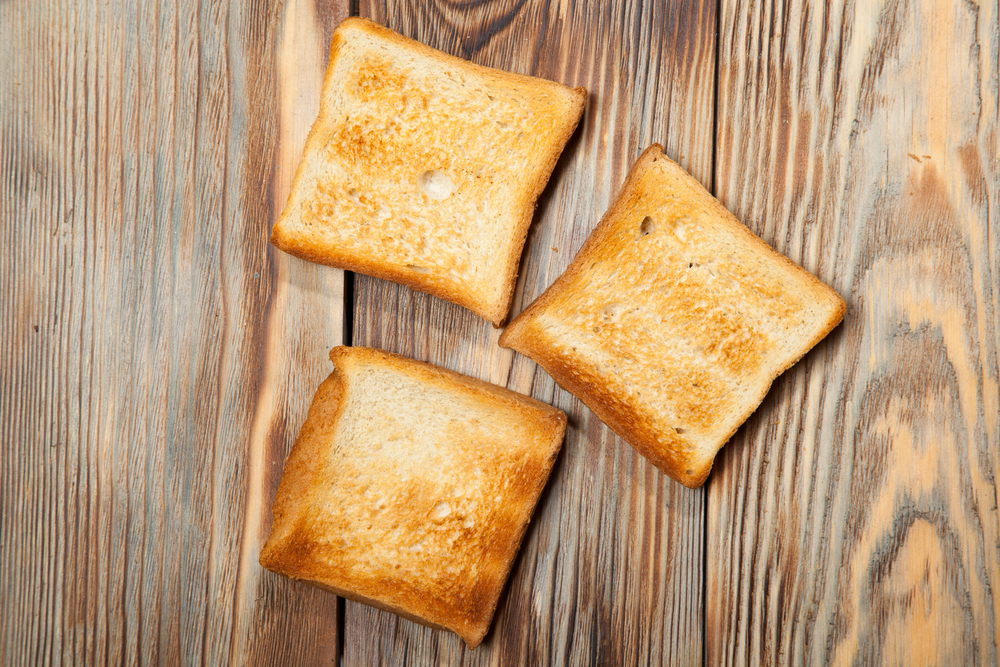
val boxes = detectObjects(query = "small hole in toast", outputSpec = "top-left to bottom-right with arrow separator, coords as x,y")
418,169 -> 454,200
601,302 -> 624,322
406,264 -> 431,274
431,501 -> 452,520
675,427 -> 689,435
348,188 -> 361,205
640,216 -> 656,236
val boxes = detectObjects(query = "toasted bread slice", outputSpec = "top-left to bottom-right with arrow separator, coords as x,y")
270,18 -> 586,325
499,145 -> 845,488
259,346 -> 567,648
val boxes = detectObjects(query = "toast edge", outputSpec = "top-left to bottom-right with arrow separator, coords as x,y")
490,84 -> 587,327
259,366 -> 347,563
269,18 -> 351,255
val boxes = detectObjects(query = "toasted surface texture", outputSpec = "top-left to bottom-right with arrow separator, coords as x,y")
259,346 -> 567,647
499,145 -> 846,488
270,18 -> 586,325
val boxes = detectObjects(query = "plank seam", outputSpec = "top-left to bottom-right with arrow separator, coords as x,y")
705,0 -> 722,662
342,18 -> 360,667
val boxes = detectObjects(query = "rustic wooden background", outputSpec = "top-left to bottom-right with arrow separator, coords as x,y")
2,0 -> 997,665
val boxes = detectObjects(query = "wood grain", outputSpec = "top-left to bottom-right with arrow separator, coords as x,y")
707,0 -> 1000,665
347,0 -> 716,664
0,0 -> 346,664
7,0 -> 999,664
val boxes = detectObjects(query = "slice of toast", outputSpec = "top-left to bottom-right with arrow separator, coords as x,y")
499,145 -> 846,488
259,346 -> 567,648
271,18 -> 586,325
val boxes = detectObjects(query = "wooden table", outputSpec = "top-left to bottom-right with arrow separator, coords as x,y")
3,0 -> 998,664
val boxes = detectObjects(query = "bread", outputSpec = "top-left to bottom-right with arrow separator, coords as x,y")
499,145 -> 846,488
270,18 -> 586,326
259,346 -> 567,648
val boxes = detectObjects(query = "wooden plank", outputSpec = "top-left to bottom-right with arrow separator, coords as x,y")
707,0 -> 1000,665
348,1 -> 716,664
238,1 -> 347,665
0,0 -> 346,664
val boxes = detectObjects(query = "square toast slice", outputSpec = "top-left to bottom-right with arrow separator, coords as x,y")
499,145 -> 846,488
259,346 -> 567,648
271,18 -> 586,325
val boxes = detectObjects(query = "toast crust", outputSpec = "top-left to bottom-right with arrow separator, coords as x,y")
271,18 -> 586,325
500,145 -> 845,487
259,347 -> 567,647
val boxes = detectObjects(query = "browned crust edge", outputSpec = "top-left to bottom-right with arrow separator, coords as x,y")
489,85 -> 586,326
500,145 -> 846,488
270,17 -> 587,326
259,367 -> 346,563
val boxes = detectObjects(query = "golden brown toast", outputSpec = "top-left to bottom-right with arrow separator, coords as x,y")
271,18 -> 586,325
259,346 -> 567,647
499,145 -> 845,488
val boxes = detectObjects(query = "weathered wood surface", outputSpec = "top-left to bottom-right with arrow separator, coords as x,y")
5,0 -> 1000,664
347,0 -> 716,665
0,0 -> 346,664
707,0 -> 1000,665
